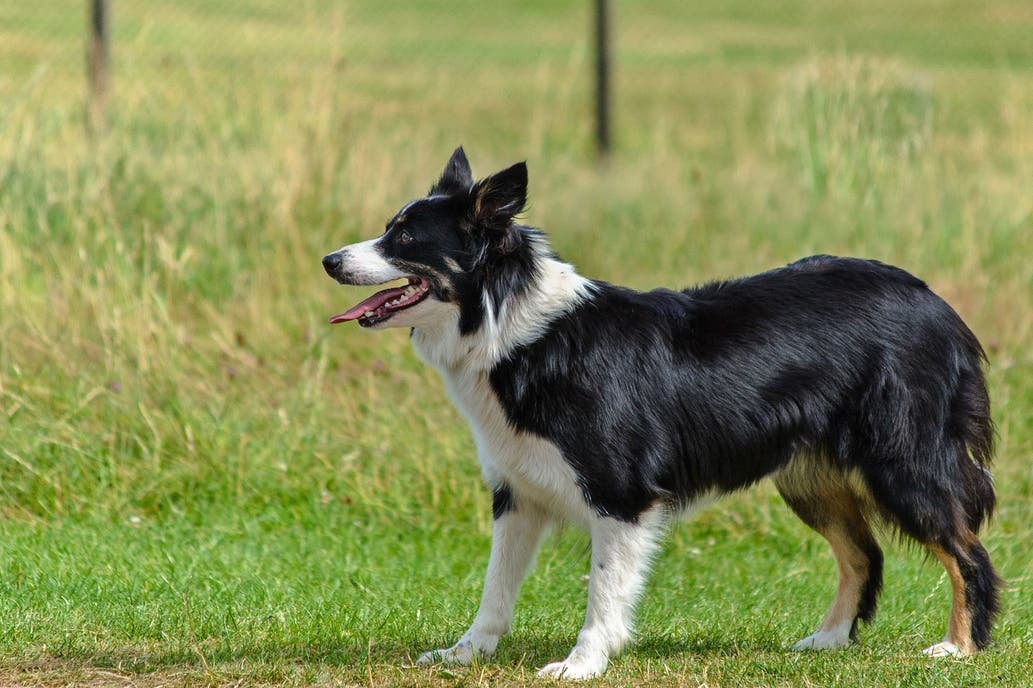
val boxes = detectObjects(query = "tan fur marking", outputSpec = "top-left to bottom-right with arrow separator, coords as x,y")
775,455 -> 880,649
473,183 -> 491,218
818,527 -> 868,632
930,545 -> 976,655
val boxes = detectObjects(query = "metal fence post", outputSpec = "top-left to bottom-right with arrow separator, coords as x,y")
87,0 -> 110,130
594,0 -> 611,156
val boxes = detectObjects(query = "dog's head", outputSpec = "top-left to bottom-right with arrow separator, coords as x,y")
323,147 -> 537,333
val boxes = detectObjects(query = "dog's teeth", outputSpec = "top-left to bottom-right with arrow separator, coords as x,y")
364,310 -> 374,317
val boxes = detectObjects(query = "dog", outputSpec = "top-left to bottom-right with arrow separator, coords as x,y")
322,148 -> 999,679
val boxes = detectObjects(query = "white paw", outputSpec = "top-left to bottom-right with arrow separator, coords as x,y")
791,629 -> 852,651
922,641 -> 965,658
415,642 -> 476,666
537,654 -> 608,680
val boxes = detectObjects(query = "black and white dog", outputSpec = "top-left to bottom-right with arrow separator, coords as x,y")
323,148 -> 999,679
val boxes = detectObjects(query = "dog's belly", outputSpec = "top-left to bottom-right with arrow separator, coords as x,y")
441,367 -> 594,523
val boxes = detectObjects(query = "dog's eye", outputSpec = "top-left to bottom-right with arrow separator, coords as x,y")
398,230 -> 414,244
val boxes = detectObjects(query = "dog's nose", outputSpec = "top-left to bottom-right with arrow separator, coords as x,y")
322,252 -> 343,275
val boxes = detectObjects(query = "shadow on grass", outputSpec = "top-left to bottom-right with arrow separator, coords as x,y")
635,633 -> 786,659
48,630 -> 784,677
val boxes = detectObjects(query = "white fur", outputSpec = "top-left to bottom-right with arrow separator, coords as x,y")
922,640 -> 964,657
331,238 -> 407,285
791,626 -> 853,651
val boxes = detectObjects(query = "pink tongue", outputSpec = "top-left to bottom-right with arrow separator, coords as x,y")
329,285 -> 409,324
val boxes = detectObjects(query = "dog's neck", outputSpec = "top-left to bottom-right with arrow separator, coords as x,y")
411,255 -> 595,373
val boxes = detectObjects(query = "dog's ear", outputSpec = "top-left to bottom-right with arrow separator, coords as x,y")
431,146 -> 474,195
470,161 -> 527,231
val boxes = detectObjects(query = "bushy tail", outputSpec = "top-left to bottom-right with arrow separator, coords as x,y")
952,337 -> 996,533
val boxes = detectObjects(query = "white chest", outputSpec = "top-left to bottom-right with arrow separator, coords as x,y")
437,366 -> 592,523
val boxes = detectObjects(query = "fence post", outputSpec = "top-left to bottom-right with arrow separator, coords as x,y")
87,0 -> 110,130
594,0 -> 611,156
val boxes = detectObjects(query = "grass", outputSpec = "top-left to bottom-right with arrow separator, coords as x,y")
1,0 -> 1032,685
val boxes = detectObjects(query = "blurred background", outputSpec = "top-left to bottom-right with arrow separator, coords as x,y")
0,1 -> 1031,683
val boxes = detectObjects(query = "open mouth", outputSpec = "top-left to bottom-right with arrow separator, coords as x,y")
329,276 -> 432,327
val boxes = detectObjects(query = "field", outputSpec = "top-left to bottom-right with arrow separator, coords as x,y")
1,1 -> 1031,686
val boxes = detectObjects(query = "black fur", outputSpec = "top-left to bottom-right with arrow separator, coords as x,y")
958,540 -> 1001,649
854,542 -> 884,635
491,484 -> 515,520
491,257 -> 993,521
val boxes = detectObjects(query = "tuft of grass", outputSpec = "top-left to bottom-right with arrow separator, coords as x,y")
771,54 -> 934,198
1,1 -> 1032,686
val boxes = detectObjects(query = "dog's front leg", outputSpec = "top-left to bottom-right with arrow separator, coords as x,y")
416,495 -> 548,667
538,509 -> 665,679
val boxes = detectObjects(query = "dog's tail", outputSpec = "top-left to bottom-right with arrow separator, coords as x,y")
950,325 -> 996,533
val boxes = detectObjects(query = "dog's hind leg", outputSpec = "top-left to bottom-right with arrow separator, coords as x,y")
860,455 -> 1000,656
867,502 -> 1000,657
854,335 -> 1000,656
873,480 -> 1001,657
774,461 -> 883,651
416,492 -> 549,666
920,532 -> 999,657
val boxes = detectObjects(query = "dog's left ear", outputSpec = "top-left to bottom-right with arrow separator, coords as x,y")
470,161 -> 527,231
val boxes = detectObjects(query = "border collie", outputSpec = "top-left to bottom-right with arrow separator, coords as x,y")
322,148 -> 999,679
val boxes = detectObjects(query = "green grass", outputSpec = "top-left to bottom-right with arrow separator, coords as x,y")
1,1 -> 1032,686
